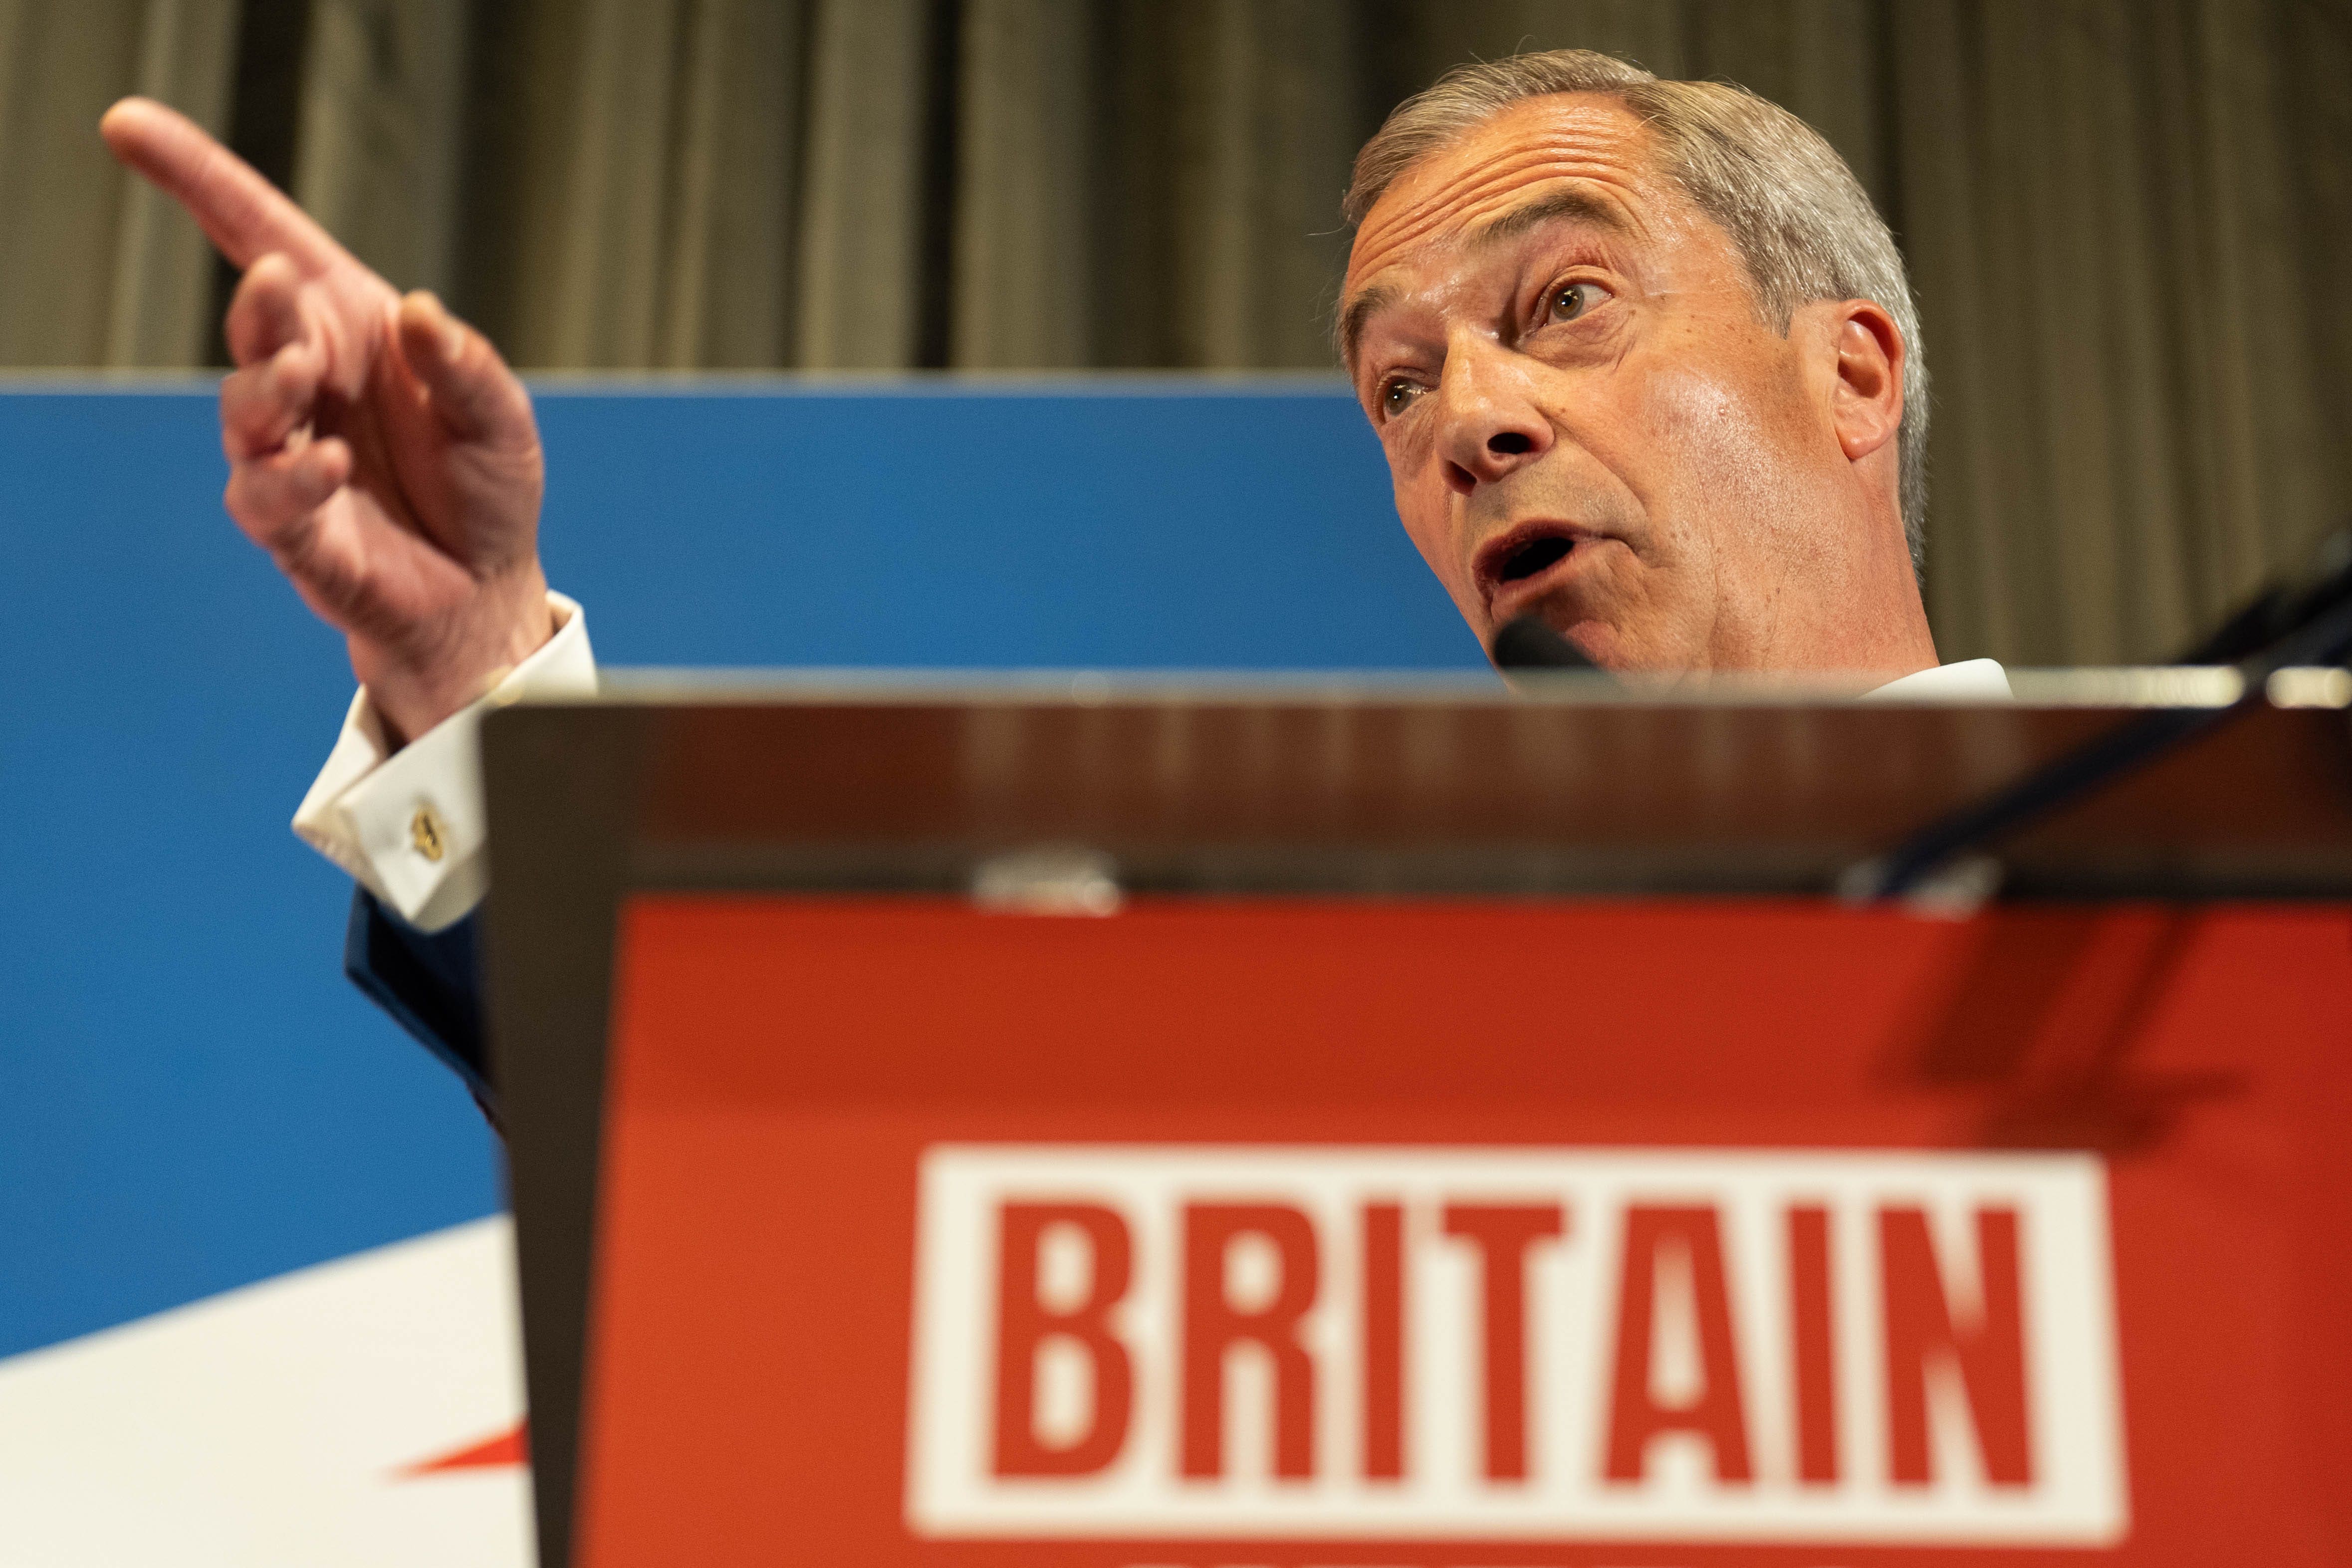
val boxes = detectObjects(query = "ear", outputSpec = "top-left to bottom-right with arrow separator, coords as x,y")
1820,299 -> 1904,463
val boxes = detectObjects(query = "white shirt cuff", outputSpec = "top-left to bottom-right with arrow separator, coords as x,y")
291,592 -> 595,933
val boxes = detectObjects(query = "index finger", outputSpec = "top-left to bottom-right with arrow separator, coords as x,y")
99,97 -> 347,276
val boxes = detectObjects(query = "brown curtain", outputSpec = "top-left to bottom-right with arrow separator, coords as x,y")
0,0 -> 239,366
3,0 -> 2347,666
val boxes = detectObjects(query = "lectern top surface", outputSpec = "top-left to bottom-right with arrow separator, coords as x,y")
489,667 -> 2352,899
586,662 -> 2247,707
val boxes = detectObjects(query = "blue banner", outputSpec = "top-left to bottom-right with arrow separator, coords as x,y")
0,379 -> 1485,1359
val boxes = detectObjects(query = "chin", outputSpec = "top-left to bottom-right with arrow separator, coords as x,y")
1521,609 -> 1620,670
1530,591 -> 1717,676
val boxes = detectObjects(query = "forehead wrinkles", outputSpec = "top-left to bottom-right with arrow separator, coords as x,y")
1344,125 -> 1657,296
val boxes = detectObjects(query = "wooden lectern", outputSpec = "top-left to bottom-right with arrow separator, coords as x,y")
481,675 -> 2352,1568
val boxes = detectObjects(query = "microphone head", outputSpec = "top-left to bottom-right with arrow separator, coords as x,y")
1489,614 -> 1600,672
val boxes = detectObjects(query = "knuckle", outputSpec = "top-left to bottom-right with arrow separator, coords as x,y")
226,458 -> 304,531
218,368 -> 262,418
223,472 -> 277,537
264,510 -> 326,577
223,460 -> 269,512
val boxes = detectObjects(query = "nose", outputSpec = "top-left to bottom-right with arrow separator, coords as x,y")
1434,334 -> 1553,496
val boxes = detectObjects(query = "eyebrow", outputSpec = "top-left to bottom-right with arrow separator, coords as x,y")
1339,187 -> 1631,370
1338,284 -> 1399,374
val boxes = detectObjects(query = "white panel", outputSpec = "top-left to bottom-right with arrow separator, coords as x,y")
0,1218 -> 529,1568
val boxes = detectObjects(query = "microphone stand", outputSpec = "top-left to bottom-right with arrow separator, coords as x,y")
1848,534 -> 2352,902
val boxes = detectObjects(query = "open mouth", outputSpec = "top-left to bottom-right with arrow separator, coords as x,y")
1474,523 -> 1591,612
1494,534 -> 1574,584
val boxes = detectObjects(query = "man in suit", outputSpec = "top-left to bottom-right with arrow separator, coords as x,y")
99,49 -> 2005,1112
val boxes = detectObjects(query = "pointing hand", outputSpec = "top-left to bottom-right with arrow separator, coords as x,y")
101,96 -> 554,742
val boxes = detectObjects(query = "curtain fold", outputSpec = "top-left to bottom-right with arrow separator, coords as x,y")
952,0 -> 1092,367
0,0 -> 238,367
2,0 -> 2346,664
1893,0 -> 2352,661
291,0 -> 470,302
795,0 -> 945,368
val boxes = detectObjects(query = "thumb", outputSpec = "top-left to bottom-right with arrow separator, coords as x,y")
394,291 -> 534,448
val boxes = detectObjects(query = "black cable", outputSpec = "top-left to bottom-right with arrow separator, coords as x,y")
1855,590 -> 2352,900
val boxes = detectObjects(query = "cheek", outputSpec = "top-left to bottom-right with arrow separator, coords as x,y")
1389,470 -> 1453,576
1632,361 -> 1814,553
1641,368 -> 1763,483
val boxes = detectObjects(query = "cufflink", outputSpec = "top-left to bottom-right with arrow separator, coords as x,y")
411,803 -> 449,863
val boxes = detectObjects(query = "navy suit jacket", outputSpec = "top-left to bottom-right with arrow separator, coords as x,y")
344,888 -> 497,1122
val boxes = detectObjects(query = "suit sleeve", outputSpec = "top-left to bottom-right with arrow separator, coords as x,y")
343,887 -> 500,1125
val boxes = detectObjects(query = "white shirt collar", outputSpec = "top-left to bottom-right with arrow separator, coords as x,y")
1862,658 -> 2013,701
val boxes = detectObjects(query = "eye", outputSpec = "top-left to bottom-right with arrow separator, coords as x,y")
1379,376 -> 1428,420
1545,281 -> 1610,324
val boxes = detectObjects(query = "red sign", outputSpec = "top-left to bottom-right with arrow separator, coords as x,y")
577,898 -> 2352,1566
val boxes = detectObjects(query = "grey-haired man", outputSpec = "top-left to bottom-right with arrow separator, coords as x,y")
98,49 -> 2005,1100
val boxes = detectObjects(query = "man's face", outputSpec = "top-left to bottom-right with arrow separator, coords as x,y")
1342,95 -> 1872,673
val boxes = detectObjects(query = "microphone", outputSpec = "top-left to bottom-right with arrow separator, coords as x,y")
2175,528 -> 2352,665
1489,614 -> 1601,672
